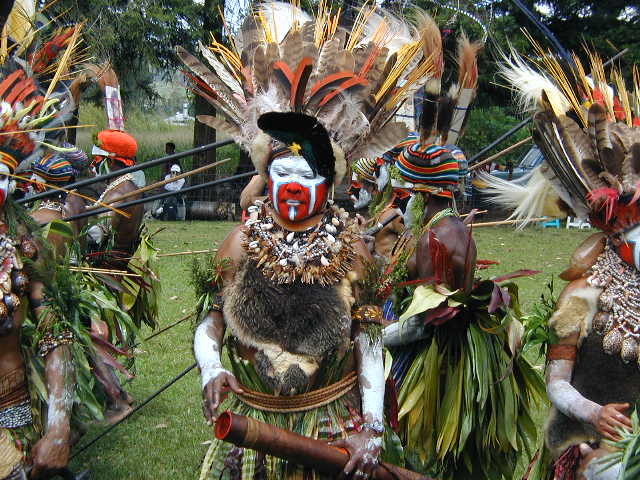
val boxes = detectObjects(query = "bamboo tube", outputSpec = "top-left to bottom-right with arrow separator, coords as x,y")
215,411 -> 432,480
468,136 -> 532,171
470,217 -> 549,227
87,158 -> 232,209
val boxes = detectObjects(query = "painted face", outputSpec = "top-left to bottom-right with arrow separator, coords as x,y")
268,156 -> 328,221
617,224 -> 640,270
0,164 -> 12,208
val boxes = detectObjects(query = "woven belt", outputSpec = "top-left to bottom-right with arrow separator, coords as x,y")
0,429 -> 22,479
236,371 -> 358,413
0,369 -> 28,412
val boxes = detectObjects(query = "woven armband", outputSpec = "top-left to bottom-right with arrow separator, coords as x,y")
38,329 -> 74,357
352,305 -> 384,325
546,344 -> 578,362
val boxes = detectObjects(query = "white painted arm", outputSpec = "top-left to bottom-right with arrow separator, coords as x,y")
383,315 -> 428,347
546,359 -> 600,426
45,345 -> 74,437
194,312 -> 230,389
355,331 -> 384,430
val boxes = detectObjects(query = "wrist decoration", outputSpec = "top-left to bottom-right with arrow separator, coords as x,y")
352,305 -> 383,324
547,344 -> 577,362
38,329 -> 73,357
361,420 -> 385,435
210,294 -> 224,313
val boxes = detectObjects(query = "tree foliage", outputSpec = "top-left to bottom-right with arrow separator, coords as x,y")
48,0 -> 206,104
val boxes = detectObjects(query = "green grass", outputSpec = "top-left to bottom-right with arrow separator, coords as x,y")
68,221 -> 593,479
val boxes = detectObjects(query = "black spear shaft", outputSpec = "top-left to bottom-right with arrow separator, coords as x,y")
509,0 -> 573,65
65,170 -> 257,221
19,139 -> 235,204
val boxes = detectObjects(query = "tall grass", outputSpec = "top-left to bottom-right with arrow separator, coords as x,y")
75,104 -> 240,183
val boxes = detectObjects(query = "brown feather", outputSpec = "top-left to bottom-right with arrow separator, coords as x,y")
282,29 -> 304,72
350,121 -> 408,160
313,36 -> 341,83
196,114 -> 241,138
252,45 -> 269,93
456,34 -> 482,90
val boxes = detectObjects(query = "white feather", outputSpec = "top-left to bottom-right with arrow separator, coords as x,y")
257,2 -> 312,44
360,11 -> 415,56
478,168 -> 561,229
499,49 -> 571,116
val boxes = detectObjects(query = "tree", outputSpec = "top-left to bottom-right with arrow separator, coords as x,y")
48,0 -> 205,105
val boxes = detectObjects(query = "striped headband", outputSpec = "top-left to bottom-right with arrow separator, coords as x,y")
0,151 -> 18,173
352,157 -> 377,184
381,132 -> 418,165
396,142 -> 459,198
31,153 -> 74,184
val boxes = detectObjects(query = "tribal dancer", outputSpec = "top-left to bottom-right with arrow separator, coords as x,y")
0,14 -> 115,477
180,2 -> 439,478
349,157 -> 404,260
28,147 -> 89,253
484,46 -> 640,480
375,35 -> 545,480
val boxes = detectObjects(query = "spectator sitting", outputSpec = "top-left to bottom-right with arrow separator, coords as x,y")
155,164 -> 185,220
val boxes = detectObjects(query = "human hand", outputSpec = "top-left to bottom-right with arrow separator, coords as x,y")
202,369 -> 243,424
30,431 -> 70,479
594,403 -> 632,440
330,430 -> 382,479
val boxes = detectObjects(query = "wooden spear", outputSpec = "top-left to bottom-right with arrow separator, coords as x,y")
468,136 -> 532,172
86,158 -> 232,209
470,217 -> 550,227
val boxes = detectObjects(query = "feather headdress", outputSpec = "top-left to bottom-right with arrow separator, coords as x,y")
485,43 -> 640,233
0,2 -> 85,170
179,1 -> 438,185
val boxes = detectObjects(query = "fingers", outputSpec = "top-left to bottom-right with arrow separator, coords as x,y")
338,456 -> 358,480
227,374 -> 244,395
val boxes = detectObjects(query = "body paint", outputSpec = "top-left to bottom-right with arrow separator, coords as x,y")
546,359 -> 600,425
194,318 -> 228,388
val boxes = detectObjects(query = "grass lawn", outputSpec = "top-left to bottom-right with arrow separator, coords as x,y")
69,220 -> 593,479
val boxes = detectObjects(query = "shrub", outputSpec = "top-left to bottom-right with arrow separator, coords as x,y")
458,106 -> 532,167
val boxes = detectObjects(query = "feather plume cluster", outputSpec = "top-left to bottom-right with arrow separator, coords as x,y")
0,3 -> 86,165
418,30 -> 483,146
179,1 -> 439,183
487,44 -> 640,232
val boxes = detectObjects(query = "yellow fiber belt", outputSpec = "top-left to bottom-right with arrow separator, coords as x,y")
236,371 -> 358,413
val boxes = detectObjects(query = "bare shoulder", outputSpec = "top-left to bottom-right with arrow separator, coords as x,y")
216,225 -> 247,283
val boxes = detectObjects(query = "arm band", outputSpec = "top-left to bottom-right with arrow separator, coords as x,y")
547,344 -> 578,362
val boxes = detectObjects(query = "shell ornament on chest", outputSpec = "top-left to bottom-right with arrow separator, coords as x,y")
243,201 -> 359,286
589,244 -> 640,365
0,233 -> 34,327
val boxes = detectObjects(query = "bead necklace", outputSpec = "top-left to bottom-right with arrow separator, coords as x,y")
243,201 -> 359,286
38,199 -> 64,213
92,173 -> 133,207
588,243 -> 640,365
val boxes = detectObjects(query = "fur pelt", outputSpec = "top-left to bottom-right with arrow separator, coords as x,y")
549,281 -> 601,344
545,331 -> 640,457
223,258 -> 351,393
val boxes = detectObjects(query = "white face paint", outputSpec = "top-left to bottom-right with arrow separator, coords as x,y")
268,156 -> 328,221
0,164 -> 10,207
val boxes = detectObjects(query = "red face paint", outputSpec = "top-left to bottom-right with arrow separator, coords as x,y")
268,156 -> 328,221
